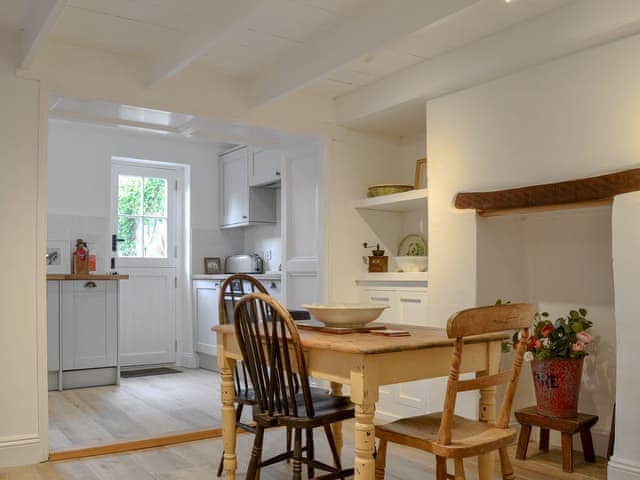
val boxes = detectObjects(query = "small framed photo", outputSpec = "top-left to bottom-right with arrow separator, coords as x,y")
414,158 -> 427,189
47,240 -> 70,274
204,257 -> 222,274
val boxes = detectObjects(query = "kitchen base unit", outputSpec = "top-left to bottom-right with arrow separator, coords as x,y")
47,274 -> 128,391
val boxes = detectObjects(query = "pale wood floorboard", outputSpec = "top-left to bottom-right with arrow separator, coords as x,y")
4,420 -> 607,479
48,368 -> 224,451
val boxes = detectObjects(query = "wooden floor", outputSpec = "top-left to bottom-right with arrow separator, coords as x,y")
3,421 -> 608,479
48,368 -> 223,451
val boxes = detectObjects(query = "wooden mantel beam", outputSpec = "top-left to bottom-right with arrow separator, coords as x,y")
455,168 -> 640,215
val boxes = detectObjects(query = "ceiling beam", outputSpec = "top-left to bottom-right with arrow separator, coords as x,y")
336,0 -> 640,126
248,0 -> 479,108
18,0 -> 68,69
146,0 -> 264,87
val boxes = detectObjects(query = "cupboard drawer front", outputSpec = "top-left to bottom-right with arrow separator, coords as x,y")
71,279 -> 107,293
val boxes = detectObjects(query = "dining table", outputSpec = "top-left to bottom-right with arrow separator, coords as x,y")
213,323 -> 507,480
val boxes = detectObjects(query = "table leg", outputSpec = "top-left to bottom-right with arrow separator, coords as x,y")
351,370 -> 378,480
221,359 -> 237,479
478,342 -> 500,480
330,382 -> 344,457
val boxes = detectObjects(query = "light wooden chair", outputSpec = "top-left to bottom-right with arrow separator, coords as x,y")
375,303 -> 535,480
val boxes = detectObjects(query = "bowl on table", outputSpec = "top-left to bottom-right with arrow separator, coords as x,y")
300,304 -> 389,328
394,256 -> 428,272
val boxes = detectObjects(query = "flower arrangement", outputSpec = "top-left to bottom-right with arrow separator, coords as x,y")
512,308 -> 593,361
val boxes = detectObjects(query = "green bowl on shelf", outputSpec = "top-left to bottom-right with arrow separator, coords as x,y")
367,184 -> 414,197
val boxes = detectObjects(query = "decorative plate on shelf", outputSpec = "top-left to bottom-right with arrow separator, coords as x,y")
397,234 -> 426,256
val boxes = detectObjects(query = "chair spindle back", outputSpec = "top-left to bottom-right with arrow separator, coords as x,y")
233,293 -> 315,419
218,274 -> 268,397
437,303 -> 535,445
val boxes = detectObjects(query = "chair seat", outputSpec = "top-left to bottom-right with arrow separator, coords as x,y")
236,386 -> 330,405
255,393 -> 354,429
376,412 -> 516,458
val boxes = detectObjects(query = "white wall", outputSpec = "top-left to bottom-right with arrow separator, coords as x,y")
611,193 -> 640,480
0,30 -> 48,466
427,32 -> 640,476
47,120 -> 243,273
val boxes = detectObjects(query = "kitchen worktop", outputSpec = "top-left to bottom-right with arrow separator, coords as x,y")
47,274 -> 129,280
192,273 -> 281,281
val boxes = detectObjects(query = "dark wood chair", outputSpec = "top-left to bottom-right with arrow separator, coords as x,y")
234,292 -> 355,480
215,274 -> 324,477
375,303 -> 535,480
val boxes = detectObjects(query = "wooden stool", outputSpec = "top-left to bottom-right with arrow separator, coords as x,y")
515,406 -> 598,473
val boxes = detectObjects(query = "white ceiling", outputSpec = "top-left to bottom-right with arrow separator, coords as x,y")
11,0 -> 639,137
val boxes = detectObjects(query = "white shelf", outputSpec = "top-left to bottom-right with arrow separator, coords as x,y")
356,272 -> 428,283
354,188 -> 427,212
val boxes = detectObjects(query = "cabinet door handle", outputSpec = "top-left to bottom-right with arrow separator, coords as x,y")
270,282 -> 277,289
242,215 -> 248,219
400,298 -> 421,303
371,296 -> 390,302
275,171 -> 281,176
84,281 -> 97,288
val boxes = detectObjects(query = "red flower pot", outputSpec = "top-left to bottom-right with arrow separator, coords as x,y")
531,357 -> 584,418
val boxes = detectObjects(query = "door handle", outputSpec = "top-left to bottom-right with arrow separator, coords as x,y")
84,281 -> 97,288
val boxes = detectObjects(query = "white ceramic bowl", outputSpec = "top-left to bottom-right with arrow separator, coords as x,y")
394,256 -> 428,272
301,304 -> 389,328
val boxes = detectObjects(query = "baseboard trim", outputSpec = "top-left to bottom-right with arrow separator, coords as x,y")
0,434 -> 43,468
609,456 -> 640,480
48,428 -> 234,462
179,352 -> 198,369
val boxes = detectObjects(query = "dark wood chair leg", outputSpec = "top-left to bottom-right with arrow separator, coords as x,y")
561,432 -> 574,473
516,424 -> 532,460
436,456 -> 447,480
375,438 -> 387,480
247,426 -> 265,480
539,428 -> 550,452
580,428 -> 596,463
324,424 -> 346,479
292,428 -> 303,480
499,447 -> 515,480
286,426 -> 292,463
306,428 -> 315,479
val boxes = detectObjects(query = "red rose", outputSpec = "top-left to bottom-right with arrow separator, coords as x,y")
526,336 -> 538,350
540,324 -> 554,338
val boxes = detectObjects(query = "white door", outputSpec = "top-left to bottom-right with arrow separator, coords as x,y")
111,161 -> 178,366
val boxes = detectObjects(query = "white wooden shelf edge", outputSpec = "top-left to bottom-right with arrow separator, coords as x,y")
354,188 -> 428,212
356,272 -> 428,282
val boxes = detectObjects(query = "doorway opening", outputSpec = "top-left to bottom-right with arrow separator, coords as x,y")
44,95 -> 324,457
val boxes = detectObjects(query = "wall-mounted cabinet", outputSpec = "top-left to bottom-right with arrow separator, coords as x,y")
220,146 -> 277,228
250,149 -> 282,187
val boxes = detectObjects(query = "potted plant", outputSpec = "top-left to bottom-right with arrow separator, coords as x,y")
514,308 -> 593,418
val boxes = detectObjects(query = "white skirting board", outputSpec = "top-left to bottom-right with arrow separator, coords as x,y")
608,456 -> 640,480
179,352 -> 198,369
0,434 -> 43,468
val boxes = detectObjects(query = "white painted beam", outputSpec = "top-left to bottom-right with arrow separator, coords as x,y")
18,0 -> 68,69
336,0 -> 640,126
146,0 -> 263,87
249,0 -> 479,107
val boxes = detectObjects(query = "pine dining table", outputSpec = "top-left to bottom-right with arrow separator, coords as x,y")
213,323 -> 507,480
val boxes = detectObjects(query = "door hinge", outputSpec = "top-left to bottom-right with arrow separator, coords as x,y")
174,246 -> 178,258
175,339 -> 178,352
174,276 -> 178,288
175,179 -> 178,191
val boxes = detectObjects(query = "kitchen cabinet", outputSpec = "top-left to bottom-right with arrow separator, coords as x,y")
193,279 -> 221,357
220,146 -> 276,228
250,149 -> 282,187
62,280 -> 117,370
47,275 -> 125,390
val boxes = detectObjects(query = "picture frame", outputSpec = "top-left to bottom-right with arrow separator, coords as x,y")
204,257 -> 222,274
414,157 -> 427,189
47,240 -> 70,274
